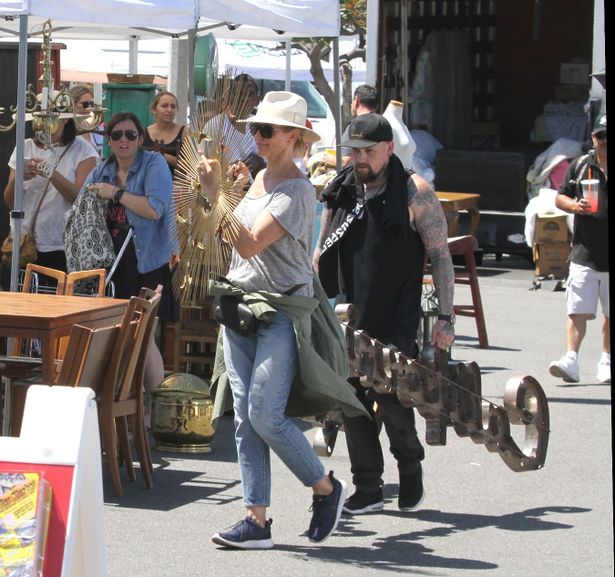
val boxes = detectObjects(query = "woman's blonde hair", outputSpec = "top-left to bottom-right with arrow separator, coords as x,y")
292,129 -> 306,156
69,84 -> 93,104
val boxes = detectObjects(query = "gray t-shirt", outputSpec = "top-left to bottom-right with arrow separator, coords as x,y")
226,177 -> 315,296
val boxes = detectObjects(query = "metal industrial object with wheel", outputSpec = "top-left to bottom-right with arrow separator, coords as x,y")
313,304 -> 550,473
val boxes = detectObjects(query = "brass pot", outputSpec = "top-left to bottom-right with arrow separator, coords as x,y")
151,375 -> 216,453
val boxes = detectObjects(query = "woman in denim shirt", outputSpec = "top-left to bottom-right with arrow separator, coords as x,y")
86,111 -> 176,321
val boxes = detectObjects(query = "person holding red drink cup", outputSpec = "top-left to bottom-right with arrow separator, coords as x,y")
549,114 -> 609,384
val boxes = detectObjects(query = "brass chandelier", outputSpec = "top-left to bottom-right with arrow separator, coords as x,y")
0,19 -> 105,149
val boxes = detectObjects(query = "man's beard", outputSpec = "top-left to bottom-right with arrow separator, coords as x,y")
354,165 -> 378,184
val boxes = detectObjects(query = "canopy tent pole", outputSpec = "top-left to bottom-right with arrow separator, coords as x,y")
168,37 -> 189,125
332,36 -> 342,172
187,28 -> 197,124
366,0 -> 379,87
9,14 -> 29,292
128,35 -> 138,73
285,39 -> 291,90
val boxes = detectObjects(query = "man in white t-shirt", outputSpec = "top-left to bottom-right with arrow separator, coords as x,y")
203,73 -> 265,177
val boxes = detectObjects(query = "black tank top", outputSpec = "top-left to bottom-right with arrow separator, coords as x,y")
338,185 -> 425,343
142,125 -> 185,177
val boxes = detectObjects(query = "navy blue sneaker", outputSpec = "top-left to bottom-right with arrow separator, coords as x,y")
212,517 -> 274,549
307,471 -> 347,543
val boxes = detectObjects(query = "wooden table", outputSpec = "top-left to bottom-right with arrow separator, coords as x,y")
436,191 -> 481,237
0,292 -> 128,384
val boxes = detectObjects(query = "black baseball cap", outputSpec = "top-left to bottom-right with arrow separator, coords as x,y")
341,113 -> 393,148
593,114 -> 606,134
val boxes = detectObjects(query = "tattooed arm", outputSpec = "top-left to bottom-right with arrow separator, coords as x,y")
408,173 -> 455,349
312,204 -> 333,272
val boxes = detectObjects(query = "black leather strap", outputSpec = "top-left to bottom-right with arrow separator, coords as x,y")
113,187 -> 126,205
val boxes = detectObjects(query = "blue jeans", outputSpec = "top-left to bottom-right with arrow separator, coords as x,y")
222,312 -> 325,507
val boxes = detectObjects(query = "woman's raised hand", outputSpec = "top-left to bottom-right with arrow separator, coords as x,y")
227,161 -> 250,192
197,153 -> 221,204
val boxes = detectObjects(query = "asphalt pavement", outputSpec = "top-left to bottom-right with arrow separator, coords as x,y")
103,253 -> 613,577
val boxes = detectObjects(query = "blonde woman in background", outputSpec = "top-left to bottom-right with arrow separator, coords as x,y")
69,84 -> 102,156
143,90 -> 188,177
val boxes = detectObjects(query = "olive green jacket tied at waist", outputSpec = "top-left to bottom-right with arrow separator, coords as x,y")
208,276 -> 369,428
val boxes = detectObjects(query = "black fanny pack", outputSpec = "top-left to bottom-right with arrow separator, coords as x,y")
213,294 -> 260,335
212,281 -> 305,336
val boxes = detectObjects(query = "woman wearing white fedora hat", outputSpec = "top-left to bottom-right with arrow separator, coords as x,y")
199,91 -> 349,549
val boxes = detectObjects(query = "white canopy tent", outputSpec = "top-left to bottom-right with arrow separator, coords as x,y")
216,37 -> 366,83
1,0 -> 342,291
0,1 -> 340,39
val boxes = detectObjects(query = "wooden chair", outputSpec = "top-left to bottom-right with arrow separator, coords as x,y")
1,264 -> 67,435
447,235 -> 489,348
54,268 -> 109,360
21,262 -> 67,294
65,268 -> 107,297
166,298 -> 218,378
54,323 -> 119,388
1,322 -> 116,436
97,288 -> 161,496
51,294 -> 156,496
12,263 -> 67,356
115,286 -> 161,482
39,308 -> 156,497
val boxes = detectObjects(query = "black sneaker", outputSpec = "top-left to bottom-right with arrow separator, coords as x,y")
307,471 -> 347,543
342,490 -> 384,515
398,464 -> 425,511
212,517 -> 274,549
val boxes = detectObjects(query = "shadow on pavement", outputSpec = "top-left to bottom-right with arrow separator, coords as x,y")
269,505 -> 589,573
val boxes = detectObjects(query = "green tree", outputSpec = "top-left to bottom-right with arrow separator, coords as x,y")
278,0 -> 367,132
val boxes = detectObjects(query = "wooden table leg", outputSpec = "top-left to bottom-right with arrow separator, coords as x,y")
39,333 -> 55,384
467,207 -> 481,237
446,211 -> 460,237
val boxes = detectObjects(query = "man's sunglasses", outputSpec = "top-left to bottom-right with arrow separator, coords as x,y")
79,101 -> 96,110
109,129 -> 139,142
249,123 -> 283,139
595,131 -> 607,141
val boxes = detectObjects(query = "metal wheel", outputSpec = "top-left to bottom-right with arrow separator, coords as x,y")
313,419 -> 340,457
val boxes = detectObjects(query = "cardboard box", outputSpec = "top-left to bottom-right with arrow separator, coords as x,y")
533,242 -> 570,278
534,213 -> 569,244
106,73 -> 155,84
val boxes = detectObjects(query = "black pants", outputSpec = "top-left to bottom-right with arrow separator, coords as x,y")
342,334 -> 425,493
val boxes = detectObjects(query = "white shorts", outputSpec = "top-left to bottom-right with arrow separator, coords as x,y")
566,262 -> 610,319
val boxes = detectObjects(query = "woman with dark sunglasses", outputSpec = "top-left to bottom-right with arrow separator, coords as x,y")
85,112 -> 177,324
69,84 -> 102,156
198,92 -> 357,549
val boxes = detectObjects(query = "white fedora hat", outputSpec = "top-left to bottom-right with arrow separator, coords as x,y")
239,91 -> 321,143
